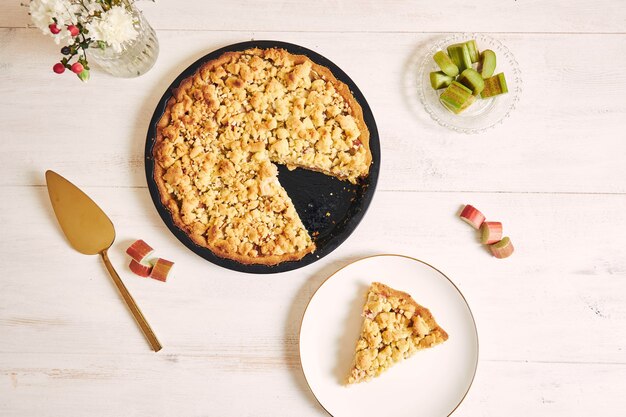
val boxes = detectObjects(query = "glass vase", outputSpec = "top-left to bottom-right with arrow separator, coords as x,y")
89,7 -> 159,78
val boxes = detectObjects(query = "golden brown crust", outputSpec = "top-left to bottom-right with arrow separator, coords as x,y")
153,47 -> 371,265
209,243 -> 315,266
370,282 -> 449,341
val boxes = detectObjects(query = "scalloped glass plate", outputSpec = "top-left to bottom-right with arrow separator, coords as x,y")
418,33 -> 522,134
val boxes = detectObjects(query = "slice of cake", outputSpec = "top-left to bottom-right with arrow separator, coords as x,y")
347,282 -> 448,384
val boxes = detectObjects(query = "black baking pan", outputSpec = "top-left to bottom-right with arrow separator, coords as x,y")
145,40 -> 380,273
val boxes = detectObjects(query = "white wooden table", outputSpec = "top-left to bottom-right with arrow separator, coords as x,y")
2,1 -> 626,415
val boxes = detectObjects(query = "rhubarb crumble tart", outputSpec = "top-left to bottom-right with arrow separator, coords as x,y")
348,282 -> 448,384
153,47 -> 372,265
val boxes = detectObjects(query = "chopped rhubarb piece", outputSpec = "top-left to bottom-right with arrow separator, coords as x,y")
480,221 -> 503,244
458,68 -> 485,96
479,50 -> 497,79
149,258 -> 174,282
447,43 -> 472,72
440,81 -> 473,114
459,204 -> 486,229
430,71 -> 454,90
465,40 -> 480,63
433,51 -> 459,77
129,259 -> 152,277
489,237 -> 514,259
481,73 -> 508,98
126,239 -> 154,263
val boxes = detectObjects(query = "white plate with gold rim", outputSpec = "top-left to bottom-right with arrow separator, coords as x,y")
299,254 -> 478,417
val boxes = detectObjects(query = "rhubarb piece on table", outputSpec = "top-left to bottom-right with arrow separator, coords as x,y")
479,49 -> 496,78
440,81 -> 474,114
481,73 -> 509,98
129,259 -> 152,278
126,239 -> 154,264
149,258 -> 174,282
446,43 -> 472,72
433,50 -> 459,77
465,40 -> 480,63
489,237 -> 514,259
430,71 -> 454,89
459,204 -> 486,229
457,68 -> 485,96
480,221 -> 503,244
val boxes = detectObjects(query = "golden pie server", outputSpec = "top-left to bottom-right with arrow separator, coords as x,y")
45,170 -> 162,352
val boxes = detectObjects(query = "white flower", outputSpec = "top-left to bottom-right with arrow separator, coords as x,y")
86,6 -> 138,53
29,0 -> 78,44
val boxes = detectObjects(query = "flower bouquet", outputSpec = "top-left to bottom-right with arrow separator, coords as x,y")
27,0 -> 150,81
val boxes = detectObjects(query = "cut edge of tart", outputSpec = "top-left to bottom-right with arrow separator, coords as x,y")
347,282 -> 449,384
153,47 -> 371,265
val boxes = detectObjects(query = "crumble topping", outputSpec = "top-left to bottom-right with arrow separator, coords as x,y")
154,48 -> 371,263
348,282 -> 448,384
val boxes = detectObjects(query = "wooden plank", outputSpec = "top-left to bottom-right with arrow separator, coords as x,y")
1,187 -> 624,365
454,360 -> 626,417
5,1 -> 626,33
1,30 -> 625,193
1,353 -> 625,416
0,351 -> 325,416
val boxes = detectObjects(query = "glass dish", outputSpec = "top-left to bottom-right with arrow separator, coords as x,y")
90,6 -> 159,78
417,33 -> 522,134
